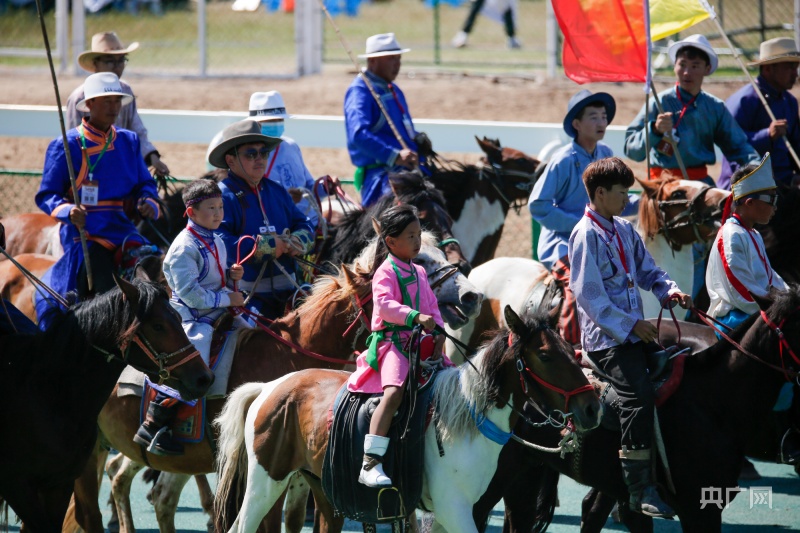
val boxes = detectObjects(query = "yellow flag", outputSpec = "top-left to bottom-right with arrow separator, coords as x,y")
650,0 -> 712,42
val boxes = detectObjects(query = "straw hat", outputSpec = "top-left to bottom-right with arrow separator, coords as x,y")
562,89 -> 616,139
207,119 -> 282,169
75,72 -> 133,112
358,33 -> 410,59
669,34 -> 718,74
77,32 -> 140,72
248,91 -> 293,122
748,37 -> 800,67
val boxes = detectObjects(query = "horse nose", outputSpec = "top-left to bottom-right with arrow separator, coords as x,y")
195,371 -> 214,396
581,399 -> 602,430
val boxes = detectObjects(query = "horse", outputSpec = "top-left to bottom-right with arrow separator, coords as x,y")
67,232 -> 483,533
0,252 -> 56,321
0,212 -> 63,259
427,137 -> 541,268
475,286 -> 800,533
317,170 -> 472,275
760,182 -> 800,284
213,304 -> 601,533
0,277 -> 214,533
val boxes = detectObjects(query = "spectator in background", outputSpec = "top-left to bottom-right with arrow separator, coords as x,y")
66,32 -> 170,177
451,0 -> 520,50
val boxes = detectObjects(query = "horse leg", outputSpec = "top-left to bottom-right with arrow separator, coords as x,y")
194,475 -> 215,533
503,462 -> 559,533
300,471 -> 344,533
283,473 -> 311,533
580,489 -> 616,533
229,464 -> 291,533
106,452 -> 145,533
66,440 -> 108,533
261,491 -> 287,533
148,472 -> 191,533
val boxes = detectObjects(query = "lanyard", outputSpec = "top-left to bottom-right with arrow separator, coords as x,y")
79,125 -> 112,181
249,181 -> 271,228
263,143 -> 281,181
731,214 -> 772,286
673,84 -> 699,131
187,226 -> 226,288
389,255 -> 419,310
387,84 -> 407,116
585,210 -> 634,287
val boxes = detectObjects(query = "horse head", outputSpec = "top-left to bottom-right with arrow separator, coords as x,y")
750,285 -> 800,378
501,305 -> 601,433
637,176 -> 730,251
388,170 -> 472,275
93,277 -> 214,400
475,136 -> 541,204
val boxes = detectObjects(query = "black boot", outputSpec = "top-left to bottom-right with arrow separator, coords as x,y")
620,447 -> 675,519
775,411 -> 800,465
132,393 -> 184,456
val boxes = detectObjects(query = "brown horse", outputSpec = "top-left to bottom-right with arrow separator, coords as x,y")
0,277 -> 213,533
0,213 -> 62,259
0,253 -> 56,322
214,305 -> 601,533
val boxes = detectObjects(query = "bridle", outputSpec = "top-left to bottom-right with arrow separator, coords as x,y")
477,161 -> 537,215
427,263 -> 459,290
92,330 -> 201,384
654,182 -> 722,248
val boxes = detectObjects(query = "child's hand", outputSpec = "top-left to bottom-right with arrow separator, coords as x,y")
415,313 -> 435,331
674,292 -> 693,309
632,319 -> 658,343
229,263 -> 244,281
228,291 -> 245,307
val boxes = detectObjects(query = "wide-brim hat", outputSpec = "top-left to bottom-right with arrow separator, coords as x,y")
748,37 -> 800,67
732,152 -> 776,201
78,32 -> 140,72
208,119 -> 282,169
358,33 -> 410,59
249,91 -> 293,121
669,34 -> 718,74
563,90 -> 616,138
75,72 -> 133,112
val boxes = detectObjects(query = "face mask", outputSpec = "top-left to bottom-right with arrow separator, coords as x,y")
261,121 -> 285,138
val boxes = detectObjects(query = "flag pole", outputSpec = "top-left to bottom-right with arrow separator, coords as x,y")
705,10 -> 800,171
34,0 -> 93,292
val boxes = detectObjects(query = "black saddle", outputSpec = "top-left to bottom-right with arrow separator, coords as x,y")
321,382 -> 435,524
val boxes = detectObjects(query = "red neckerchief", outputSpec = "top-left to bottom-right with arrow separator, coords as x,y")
584,208 -> 634,287
674,84 -> 700,131
716,214 -> 772,302
187,226 -> 226,288
263,143 -> 281,181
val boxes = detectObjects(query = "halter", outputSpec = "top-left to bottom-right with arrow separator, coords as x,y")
477,163 -> 536,215
759,308 -> 800,382
654,182 -> 721,248
93,331 -> 201,384
427,263 -> 459,290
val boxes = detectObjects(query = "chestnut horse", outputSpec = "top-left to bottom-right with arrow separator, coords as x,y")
214,305 -> 601,533
68,233 -> 483,533
0,277 -> 213,533
0,252 -> 56,321
0,213 -> 63,259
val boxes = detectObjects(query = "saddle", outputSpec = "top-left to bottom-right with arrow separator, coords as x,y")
321,382 -> 435,524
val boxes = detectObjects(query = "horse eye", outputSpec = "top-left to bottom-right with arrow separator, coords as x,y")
538,352 -> 553,363
671,191 -> 687,199
152,323 -> 165,333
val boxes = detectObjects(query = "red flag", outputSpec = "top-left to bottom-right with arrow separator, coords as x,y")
553,0 -> 649,84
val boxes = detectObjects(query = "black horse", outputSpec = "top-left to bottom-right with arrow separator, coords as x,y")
474,286 -> 800,533
316,170 -> 472,274
0,277 -> 214,532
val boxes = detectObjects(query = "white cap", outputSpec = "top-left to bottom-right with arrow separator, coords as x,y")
76,72 -> 133,112
248,91 -> 292,122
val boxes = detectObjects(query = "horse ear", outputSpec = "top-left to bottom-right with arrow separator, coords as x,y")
637,176 -> 659,199
476,136 -> 501,160
371,217 -> 382,237
504,305 -> 525,336
753,289 -> 775,311
114,273 -> 140,310
341,264 -> 356,287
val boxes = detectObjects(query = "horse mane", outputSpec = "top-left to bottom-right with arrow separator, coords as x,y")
433,309 -> 554,443
350,231 -> 440,278
637,178 -> 672,240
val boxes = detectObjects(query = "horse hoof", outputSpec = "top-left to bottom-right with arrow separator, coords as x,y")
739,459 -> 761,481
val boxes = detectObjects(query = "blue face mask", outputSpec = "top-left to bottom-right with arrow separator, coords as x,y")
261,121 -> 285,138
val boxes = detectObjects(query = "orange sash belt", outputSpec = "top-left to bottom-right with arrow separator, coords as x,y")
649,165 -> 708,181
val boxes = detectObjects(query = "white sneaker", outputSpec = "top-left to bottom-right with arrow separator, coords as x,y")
452,31 -> 468,49
507,36 -> 522,49
358,461 -> 393,487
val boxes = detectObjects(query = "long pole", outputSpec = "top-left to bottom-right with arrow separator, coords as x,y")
709,15 -> 800,171
648,80 -> 690,181
314,0 -> 410,152
34,0 -> 93,291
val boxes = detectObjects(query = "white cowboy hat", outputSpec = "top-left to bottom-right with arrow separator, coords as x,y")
207,119 -> 282,169
669,34 -> 718,74
77,32 -> 140,73
358,33 -> 410,59
748,37 -> 800,67
75,72 -> 133,112
248,91 -> 293,122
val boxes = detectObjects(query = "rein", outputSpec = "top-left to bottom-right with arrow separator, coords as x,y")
477,164 -> 534,215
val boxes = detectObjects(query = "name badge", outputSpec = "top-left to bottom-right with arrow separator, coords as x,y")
259,226 -> 268,235
268,225 -> 276,233
626,276 -> 638,309
81,184 -> 99,206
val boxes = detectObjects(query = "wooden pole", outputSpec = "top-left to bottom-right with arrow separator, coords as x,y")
648,80 -> 690,181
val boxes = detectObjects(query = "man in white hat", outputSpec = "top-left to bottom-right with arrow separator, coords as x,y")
720,37 -> 800,189
65,31 -> 170,177
344,33 -> 432,207
35,72 -> 161,327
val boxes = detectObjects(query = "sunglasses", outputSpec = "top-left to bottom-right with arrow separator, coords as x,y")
240,147 -> 271,161
750,194 -> 778,207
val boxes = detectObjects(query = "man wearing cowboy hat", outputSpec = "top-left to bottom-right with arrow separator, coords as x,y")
35,72 -> 161,327
344,33 -> 433,207
720,37 -> 800,189
211,119 -> 314,322
66,31 -> 170,177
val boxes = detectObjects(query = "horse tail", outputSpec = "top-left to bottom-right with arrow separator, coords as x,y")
213,381 -> 267,533
529,465 -> 559,533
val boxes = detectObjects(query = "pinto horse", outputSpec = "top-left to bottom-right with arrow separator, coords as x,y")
67,233 -> 483,533
0,253 -> 56,321
475,287 -> 800,533
0,277 -> 213,533
213,304 -> 601,533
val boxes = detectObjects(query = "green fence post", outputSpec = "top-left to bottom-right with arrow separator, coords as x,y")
530,218 -> 540,261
